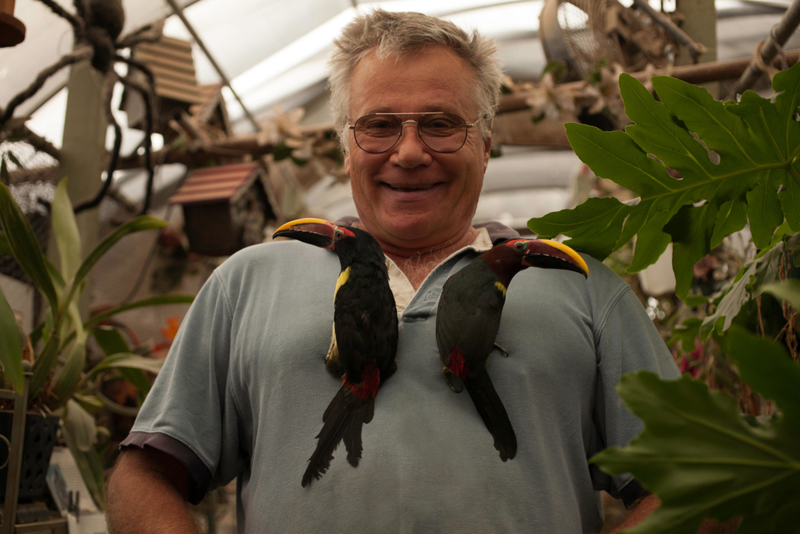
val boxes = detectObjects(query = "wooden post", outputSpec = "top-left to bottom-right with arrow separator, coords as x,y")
55,61 -> 106,317
675,0 -> 718,97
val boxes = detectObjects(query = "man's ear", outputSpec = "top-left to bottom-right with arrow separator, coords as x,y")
482,136 -> 492,171
344,150 -> 351,177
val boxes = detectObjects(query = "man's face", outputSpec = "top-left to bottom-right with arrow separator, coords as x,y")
344,46 -> 492,251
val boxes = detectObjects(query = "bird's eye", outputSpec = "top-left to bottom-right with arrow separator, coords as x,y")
513,241 -> 526,252
334,228 -> 345,241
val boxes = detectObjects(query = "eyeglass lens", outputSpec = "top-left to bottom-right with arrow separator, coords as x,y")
353,113 -> 469,153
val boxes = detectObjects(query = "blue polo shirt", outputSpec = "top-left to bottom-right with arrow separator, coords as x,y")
122,222 -> 679,533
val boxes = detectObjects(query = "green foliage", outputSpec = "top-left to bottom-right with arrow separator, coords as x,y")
0,288 -> 24,393
762,279 -> 800,309
591,328 -> 800,534
527,58 -> 800,531
0,181 -> 58,313
0,157 -> 9,186
529,61 -> 800,298
669,232 -> 800,342
668,316 -> 702,353
542,60 -> 567,82
0,178 -> 195,508
52,179 -> 81,281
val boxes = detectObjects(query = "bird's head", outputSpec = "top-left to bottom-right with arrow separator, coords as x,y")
272,218 -> 356,250
499,238 -> 589,278
273,218 -> 383,269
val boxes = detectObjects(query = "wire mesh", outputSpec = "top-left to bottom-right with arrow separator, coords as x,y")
557,0 -> 619,78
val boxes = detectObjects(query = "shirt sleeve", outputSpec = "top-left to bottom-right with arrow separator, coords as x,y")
589,284 -> 680,501
120,269 -> 243,503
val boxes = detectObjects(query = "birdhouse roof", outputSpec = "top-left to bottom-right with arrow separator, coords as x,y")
168,162 -> 263,206
133,36 -> 204,105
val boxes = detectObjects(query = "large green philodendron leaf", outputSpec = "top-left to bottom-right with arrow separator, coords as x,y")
529,62 -> 800,298
590,327 -> 800,534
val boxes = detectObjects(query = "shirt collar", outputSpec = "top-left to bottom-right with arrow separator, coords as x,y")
332,217 -> 521,314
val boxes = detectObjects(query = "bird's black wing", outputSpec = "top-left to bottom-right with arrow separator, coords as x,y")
436,262 -> 504,369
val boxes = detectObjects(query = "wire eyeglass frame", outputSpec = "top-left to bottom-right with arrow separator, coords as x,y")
348,112 -> 481,154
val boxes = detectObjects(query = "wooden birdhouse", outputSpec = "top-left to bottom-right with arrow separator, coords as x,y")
121,35 -> 205,141
188,83 -> 233,139
168,162 -> 276,256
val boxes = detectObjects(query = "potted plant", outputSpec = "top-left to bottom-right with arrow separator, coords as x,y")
0,177 -> 193,509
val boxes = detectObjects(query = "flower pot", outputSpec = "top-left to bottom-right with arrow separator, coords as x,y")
0,0 -> 26,48
0,410 -> 59,501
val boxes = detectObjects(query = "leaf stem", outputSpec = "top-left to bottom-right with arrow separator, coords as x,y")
789,160 -> 800,188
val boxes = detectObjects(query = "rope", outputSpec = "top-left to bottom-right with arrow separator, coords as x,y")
753,40 -> 780,80
753,25 -> 789,81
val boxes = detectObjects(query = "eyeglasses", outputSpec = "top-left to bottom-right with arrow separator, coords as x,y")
348,112 -> 480,154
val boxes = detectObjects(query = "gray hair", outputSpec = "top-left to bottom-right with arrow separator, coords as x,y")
328,9 -> 503,151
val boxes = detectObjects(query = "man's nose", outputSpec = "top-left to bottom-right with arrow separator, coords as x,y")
392,122 -> 432,168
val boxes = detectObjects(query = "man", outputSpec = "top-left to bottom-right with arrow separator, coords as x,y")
106,10 -> 678,533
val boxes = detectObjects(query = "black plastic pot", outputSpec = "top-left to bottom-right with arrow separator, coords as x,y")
0,410 -> 60,501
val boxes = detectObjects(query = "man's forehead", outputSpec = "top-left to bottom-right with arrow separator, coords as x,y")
348,46 -> 477,115
356,46 -> 468,72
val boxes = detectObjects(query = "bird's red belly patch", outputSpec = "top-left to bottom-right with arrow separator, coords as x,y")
448,347 -> 469,379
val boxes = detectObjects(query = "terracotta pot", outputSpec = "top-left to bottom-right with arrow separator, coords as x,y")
0,411 -> 60,501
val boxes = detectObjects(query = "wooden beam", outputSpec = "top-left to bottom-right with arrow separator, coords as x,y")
56,61 -> 105,318
498,49 -> 800,114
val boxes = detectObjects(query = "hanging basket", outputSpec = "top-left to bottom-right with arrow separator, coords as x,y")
0,0 -> 26,48
0,411 -> 60,501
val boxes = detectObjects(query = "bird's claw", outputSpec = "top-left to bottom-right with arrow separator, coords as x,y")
442,367 -> 464,393
494,343 -> 509,358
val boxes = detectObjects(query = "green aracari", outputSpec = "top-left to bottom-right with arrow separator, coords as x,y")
435,238 -> 589,461
273,218 -> 398,487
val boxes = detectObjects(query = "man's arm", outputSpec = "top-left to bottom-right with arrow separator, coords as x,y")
610,495 -> 739,534
106,448 -> 199,534
609,493 -> 660,533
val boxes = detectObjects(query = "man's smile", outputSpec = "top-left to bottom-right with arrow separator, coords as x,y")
384,182 -> 441,192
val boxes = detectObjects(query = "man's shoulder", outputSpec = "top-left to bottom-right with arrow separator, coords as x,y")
223,240 -> 335,267
211,240 -> 339,287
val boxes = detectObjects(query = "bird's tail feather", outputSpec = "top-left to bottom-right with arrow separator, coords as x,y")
302,385 -> 373,487
343,398 -> 374,467
465,367 -> 517,461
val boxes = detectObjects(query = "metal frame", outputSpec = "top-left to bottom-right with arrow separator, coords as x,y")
1,368 -> 30,534
0,366 -> 67,534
